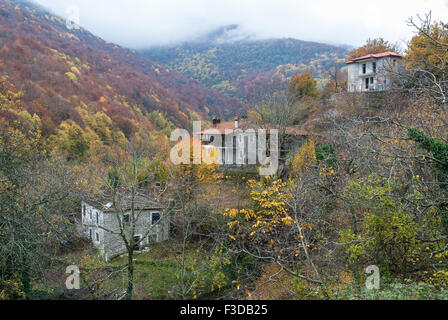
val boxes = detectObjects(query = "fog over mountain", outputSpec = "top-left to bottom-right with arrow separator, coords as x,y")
30,0 -> 448,49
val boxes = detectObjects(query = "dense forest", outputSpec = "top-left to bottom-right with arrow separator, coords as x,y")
144,27 -> 348,102
0,0 -> 249,139
1,0 -> 448,302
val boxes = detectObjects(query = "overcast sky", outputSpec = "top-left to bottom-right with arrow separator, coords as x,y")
31,0 -> 448,49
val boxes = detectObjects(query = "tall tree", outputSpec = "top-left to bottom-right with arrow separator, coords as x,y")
97,138 -> 170,300
288,72 -> 319,102
400,13 -> 448,104
0,86 -> 84,298
348,38 -> 400,60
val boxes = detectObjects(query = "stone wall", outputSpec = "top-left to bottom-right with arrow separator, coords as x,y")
81,202 -> 169,261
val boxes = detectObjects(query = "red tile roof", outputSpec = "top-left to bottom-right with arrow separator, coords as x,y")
197,120 -> 309,136
345,51 -> 403,64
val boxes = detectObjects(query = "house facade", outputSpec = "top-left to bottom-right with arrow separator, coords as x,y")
81,201 -> 169,261
346,51 -> 403,92
196,118 -> 308,167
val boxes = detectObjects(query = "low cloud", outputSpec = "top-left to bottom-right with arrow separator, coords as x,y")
31,0 -> 448,49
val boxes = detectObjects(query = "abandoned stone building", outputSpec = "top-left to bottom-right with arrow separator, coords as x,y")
346,51 -> 403,92
195,118 -> 309,167
81,195 -> 169,262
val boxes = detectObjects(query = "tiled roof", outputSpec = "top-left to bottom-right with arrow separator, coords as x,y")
197,120 -> 309,136
84,188 -> 165,212
345,51 -> 403,64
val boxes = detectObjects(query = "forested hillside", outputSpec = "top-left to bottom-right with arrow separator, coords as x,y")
2,0 -> 448,303
0,0 -> 248,142
144,29 -> 348,101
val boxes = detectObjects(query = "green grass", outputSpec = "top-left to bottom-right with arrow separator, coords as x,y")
107,241 -> 198,300
29,241 -> 201,300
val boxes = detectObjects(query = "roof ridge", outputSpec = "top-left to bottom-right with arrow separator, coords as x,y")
346,51 -> 403,64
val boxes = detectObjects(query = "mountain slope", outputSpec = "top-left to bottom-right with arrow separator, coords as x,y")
0,0 -> 248,140
144,30 -> 349,101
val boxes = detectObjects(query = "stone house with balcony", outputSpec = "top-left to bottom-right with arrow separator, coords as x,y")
80,195 -> 169,262
346,51 -> 403,92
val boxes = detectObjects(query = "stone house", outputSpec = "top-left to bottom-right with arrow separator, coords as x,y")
346,51 -> 403,92
195,118 -> 309,167
81,197 -> 169,262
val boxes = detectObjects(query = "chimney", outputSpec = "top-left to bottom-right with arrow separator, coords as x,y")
212,118 -> 221,128
153,181 -> 161,197
234,117 -> 239,129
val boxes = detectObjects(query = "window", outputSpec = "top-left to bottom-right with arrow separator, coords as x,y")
370,77 -> 374,84
372,62 -> 377,73
89,209 -> 92,220
365,78 -> 369,89
89,229 -> 92,240
83,205 -> 86,216
233,136 -> 237,164
362,64 -> 366,74
96,232 -> 99,242
134,235 -> 141,251
123,214 -> 130,226
96,212 -> 99,224
152,212 -> 161,225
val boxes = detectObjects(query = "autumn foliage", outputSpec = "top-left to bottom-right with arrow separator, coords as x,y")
348,38 -> 399,60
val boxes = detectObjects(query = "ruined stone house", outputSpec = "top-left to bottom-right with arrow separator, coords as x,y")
81,194 -> 169,262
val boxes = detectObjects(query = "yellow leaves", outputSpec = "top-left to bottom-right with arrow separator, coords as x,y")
281,215 -> 295,226
224,208 -> 239,218
0,114 -> 44,159
428,269 -> 448,286
291,138 -> 316,177
231,280 -> 242,291
64,71 -> 78,83
243,209 -> 256,221
252,220 -> 262,229
224,178 -> 300,238
320,167 -> 335,178
303,224 -> 314,231
348,38 -> 397,60
227,221 -> 238,229
0,279 -> 26,300
288,72 -> 319,101
228,235 -> 236,241
225,208 -> 256,226
71,66 -> 81,75
407,22 -> 447,66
